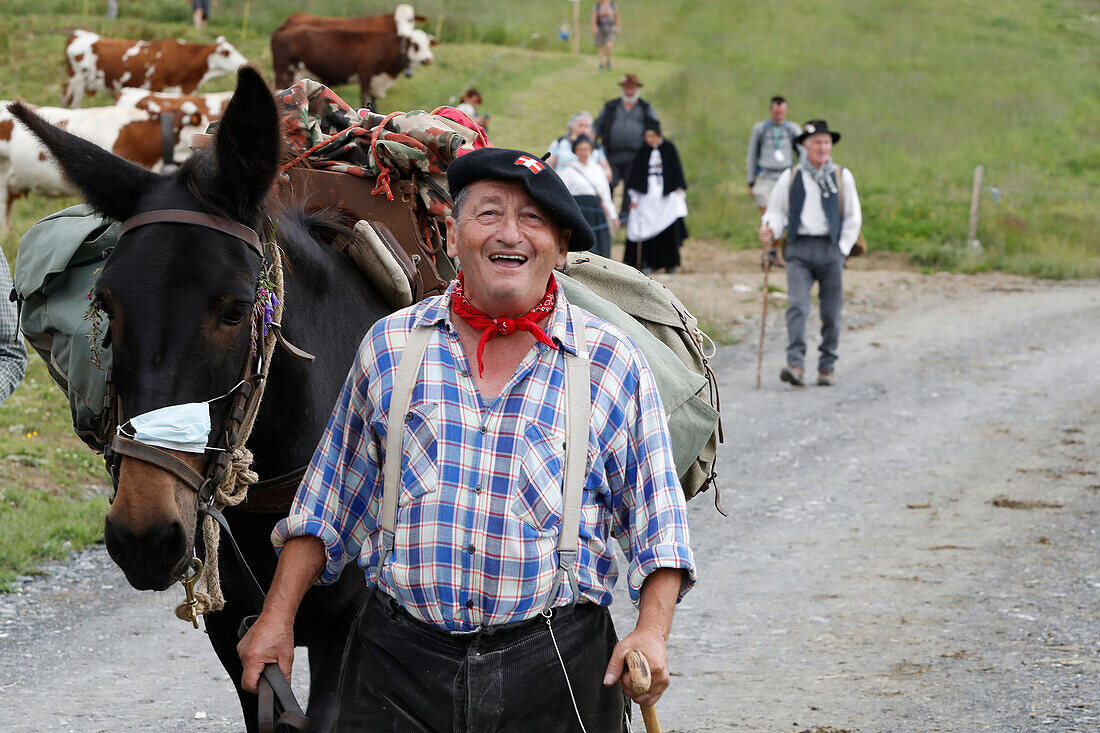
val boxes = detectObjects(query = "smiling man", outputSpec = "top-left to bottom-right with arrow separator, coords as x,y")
238,148 -> 695,731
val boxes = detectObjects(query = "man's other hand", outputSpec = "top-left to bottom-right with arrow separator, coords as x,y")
603,628 -> 670,706
758,223 -> 775,245
237,613 -> 295,694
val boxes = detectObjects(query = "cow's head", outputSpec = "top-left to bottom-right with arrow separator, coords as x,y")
209,36 -> 249,76
171,101 -> 209,163
404,29 -> 435,76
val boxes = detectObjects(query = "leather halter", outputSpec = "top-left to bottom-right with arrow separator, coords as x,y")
103,209 -> 306,512
118,209 -> 263,256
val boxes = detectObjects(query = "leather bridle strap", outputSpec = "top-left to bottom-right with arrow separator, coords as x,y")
119,209 -> 264,257
110,435 -> 206,495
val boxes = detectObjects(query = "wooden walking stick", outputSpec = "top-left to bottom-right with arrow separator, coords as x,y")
755,246 -> 772,389
625,649 -> 662,733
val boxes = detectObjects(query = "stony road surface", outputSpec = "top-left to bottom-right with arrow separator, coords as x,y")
1,278 -> 1098,732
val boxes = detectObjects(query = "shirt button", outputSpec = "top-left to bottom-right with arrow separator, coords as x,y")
465,599 -> 474,609
479,425 -> 487,434
473,485 -> 482,494
466,544 -> 475,554
405,412 -> 414,422
459,369 -> 470,378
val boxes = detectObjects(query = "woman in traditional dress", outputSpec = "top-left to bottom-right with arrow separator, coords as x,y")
558,135 -> 618,258
624,121 -> 688,273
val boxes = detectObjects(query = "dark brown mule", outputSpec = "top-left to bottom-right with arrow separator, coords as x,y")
9,68 -> 390,731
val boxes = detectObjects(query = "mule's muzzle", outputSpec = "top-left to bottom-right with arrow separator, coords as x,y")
104,515 -> 191,591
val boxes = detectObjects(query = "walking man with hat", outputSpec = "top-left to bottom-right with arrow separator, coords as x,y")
238,147 -> 696,731
595,73 -> 660,226
758,119 -> 862,387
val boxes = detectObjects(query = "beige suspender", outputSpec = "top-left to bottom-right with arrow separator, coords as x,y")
376,306 -> 592,613
549,304 -> 591,611
377,323 -> 435,575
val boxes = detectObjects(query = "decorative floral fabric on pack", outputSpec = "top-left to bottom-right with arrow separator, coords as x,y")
275,79 -> 487,218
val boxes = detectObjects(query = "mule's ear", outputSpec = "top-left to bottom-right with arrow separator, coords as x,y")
210,67 -> 279,220
7,102 -> 157,223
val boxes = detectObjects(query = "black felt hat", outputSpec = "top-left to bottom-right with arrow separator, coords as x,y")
797,119 -> 841,145
447,148 -> 595,252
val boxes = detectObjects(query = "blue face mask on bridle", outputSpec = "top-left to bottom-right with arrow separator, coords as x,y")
126,403 -> 212,454
118,380 -> 246,454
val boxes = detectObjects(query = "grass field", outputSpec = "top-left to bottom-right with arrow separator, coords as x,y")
0,0 -> 1098,585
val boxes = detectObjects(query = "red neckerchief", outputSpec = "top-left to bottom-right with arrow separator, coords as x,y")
450,272 -> 558,377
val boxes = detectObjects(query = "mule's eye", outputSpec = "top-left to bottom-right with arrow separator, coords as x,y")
221,302 -> 251,326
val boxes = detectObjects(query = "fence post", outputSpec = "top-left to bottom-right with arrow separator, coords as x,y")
967,164 -> 984,250
572,0 -> 580,55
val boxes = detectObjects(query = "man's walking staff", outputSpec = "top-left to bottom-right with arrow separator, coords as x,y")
755,249 -> 772,389
625,649 -> 662,733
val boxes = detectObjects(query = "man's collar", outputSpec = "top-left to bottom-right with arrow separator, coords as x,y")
416,279 -> 579,356
545,281 -> 579,356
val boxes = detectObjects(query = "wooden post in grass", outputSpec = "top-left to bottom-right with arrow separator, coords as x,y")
967,165 -> 984,248
572,0 -> 581,55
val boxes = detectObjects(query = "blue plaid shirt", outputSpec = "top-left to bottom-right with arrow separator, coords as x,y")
274,283 -> 695,631
0,255 -> 26,405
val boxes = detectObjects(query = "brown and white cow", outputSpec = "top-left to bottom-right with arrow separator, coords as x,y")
271,26 -> 435,109
276,3 -> 426,36
0,102 -> 208,229
114,88 -> 233,120
62,30 -> 248,108
270,5 -> 433,110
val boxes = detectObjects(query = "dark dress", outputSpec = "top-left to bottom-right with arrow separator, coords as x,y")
623,139 -> 688,271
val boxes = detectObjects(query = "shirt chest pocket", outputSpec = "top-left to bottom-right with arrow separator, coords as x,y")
398,403 -> 439,506
511,421 -> 566,533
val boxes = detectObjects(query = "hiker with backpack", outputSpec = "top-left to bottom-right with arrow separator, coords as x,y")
747,96 -> 802,267
758,119 -> 862,388
238,147 -> 696,730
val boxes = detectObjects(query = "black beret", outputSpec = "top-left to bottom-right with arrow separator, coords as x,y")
447,148 -> 595,252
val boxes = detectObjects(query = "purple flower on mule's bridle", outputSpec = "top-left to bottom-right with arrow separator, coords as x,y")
251,265 -> 279,358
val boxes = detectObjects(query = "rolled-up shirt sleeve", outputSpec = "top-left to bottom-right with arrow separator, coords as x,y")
272,330 -> 384,585
611,354 -> 696,605
838,168 -> 863,256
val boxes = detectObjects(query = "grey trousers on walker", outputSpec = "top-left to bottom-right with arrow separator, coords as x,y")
333,590 -> 630,732
784,235 -> 845,372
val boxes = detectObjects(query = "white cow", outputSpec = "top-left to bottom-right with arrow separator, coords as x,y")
0,102 -> 208,230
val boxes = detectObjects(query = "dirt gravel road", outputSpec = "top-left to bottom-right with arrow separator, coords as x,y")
1,255 -> 1098,732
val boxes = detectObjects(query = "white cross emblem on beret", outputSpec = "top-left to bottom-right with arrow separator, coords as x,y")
514,155 -> 546,174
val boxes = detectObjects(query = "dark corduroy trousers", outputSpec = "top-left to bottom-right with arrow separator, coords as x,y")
333,590 -> 630,732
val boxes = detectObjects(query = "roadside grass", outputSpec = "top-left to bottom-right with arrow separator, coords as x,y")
0,354 -> 109,591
